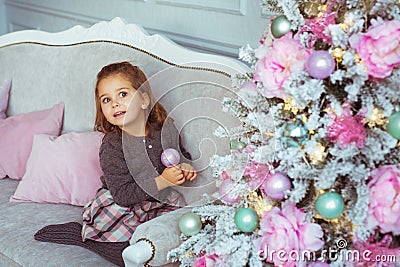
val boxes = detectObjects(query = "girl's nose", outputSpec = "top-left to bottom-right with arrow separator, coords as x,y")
111,100 -> 120,108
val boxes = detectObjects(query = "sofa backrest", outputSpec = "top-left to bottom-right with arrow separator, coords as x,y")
0,17 -> 249,204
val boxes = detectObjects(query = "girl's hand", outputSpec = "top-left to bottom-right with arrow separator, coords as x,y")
179,163 -> 198,181
156,166 -> 184,191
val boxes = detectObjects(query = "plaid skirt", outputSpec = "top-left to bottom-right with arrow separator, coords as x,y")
82,188 -> 185,242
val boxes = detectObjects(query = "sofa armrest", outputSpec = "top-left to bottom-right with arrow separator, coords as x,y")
123,207 -> 191,266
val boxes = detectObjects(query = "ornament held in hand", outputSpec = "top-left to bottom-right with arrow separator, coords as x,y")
161,148 -> 180,167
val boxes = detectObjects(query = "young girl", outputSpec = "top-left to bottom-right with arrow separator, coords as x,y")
35,62 -> 197,266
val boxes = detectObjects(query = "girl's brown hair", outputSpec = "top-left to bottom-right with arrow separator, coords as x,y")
94,61 -> 167,134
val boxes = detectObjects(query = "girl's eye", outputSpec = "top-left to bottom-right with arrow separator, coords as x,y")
119,91 -> 128,97
102,97 -> 110,104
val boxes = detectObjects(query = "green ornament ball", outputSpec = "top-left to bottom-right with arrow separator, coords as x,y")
387,111 -> 400,140
230,140 -> 246,150
178,212 -> 202,236
234,207 -> 259,233
271,15 -> 291,38
315,192 -> 344,220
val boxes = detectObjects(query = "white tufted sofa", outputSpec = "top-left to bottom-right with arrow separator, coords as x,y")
0,17 -> 248,266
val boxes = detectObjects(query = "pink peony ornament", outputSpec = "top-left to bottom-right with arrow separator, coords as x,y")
367,165 -> 400,235
353,234 -> 400,266
254,33 -> 310,99
327,103 -> 367,149
299,4 -> 337,48
191,254 -> 218,267
256,203 -> 324,267
350,19 -> 400,79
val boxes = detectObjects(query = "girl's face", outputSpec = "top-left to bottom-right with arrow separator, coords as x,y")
98,74 -> 148,130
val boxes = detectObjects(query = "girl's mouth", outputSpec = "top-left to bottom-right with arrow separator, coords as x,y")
113,111 -> 126,118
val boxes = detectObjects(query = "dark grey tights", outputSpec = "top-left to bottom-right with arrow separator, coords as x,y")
34,222 -> 129,267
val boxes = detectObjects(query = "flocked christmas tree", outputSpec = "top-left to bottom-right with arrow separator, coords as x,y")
168,0 -> 400,266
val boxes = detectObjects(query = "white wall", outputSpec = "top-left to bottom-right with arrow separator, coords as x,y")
4,0 -> 270,58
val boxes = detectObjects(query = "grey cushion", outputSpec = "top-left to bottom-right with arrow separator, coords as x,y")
0,178 -> 116,267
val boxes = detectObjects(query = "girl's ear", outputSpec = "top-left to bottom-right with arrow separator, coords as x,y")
141,93 -> 150,109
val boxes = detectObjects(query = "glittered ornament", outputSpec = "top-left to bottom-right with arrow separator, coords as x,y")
306,50 -> 336,79
218,179 -> 241,203
300,1 -> 321,18
387,111 -> 400,140
234,207 -> 259,232
282,120 -> 309,147
178,212 -> 202,236
161,148 -> 180,167
271,15 -> 291,38
262,172 -> 291,200
315,192 -> 344,220
230,140 -> 246,150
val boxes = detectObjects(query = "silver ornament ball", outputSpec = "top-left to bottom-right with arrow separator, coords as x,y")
271,15 -> 291,38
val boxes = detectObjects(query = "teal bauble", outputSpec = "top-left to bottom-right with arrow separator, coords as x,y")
282,120 -> 309,147
315,192 -> 345,220
271,15 -> 291,38
387,112 -> 400,140
234,207 -> 259,232
179,212 -> 202,236
230,140 -> 246,150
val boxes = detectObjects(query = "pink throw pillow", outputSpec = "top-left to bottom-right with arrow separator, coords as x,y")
0,102 -> 64,179
11,131 -> 104,206
0,79 -> 11,119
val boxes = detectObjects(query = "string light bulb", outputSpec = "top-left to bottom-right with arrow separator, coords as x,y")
283,97 -> 301,115
332,47 -> 344,63
362,108 -> 387,128
309,143 -> 327,164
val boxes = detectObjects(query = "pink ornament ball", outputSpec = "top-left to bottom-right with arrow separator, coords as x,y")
161,148 -> 180,167
306,50 -> 336,79
262,172 -> 291,200
218,179 -> 241,203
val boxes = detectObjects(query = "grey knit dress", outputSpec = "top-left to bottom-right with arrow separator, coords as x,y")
82,118 -> 191,242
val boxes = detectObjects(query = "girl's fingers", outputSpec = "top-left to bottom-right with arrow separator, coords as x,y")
169,166 -> 182,175
185,171 -> 193,180
176,179 -> 185,185
176,176 -> 185,185
189,171 -> 198,181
